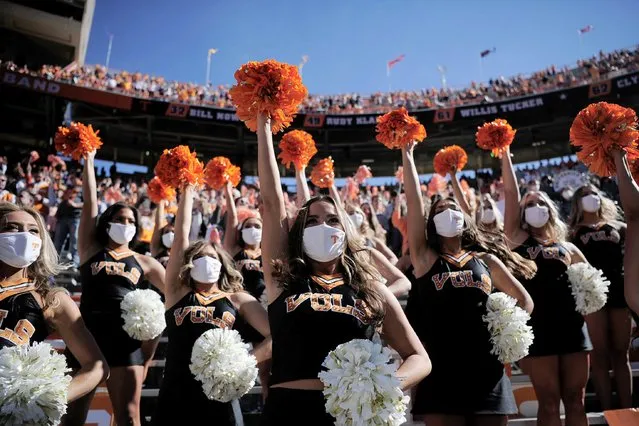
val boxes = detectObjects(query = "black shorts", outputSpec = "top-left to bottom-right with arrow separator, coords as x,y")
412,369 -> 517,416
262,388 -> 334,426
67,311 -> 144,368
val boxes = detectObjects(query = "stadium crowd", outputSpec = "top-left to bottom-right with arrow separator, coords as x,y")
1,46 -> 637,114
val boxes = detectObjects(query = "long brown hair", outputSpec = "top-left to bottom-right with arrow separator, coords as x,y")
426,196 -> 537,280
178,240 -> 244,293
0,203 -> 67,308
568,184 -> 623,230
272,196 -> 386,326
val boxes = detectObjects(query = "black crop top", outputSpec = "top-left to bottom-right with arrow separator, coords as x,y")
268,274 -> 376,386
80,249 -> 145,315
0,279 -> 49,349
234,250 -> 265,300
161,291 -> 238,390
572,223 -> 624,286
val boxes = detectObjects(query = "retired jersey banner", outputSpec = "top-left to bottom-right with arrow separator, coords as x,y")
2,69 -> 638,130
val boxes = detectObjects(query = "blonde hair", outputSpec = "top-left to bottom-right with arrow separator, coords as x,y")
0,203 -> 67,308
519,191 -> 568,242
178,240 -> 244,293
568,184 -> 622,230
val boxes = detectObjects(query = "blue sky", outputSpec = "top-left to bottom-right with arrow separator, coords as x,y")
85,0 -> 638,95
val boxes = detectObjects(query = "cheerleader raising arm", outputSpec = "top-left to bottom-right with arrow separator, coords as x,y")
295,166 -> 311,207
164,185 -> 196,307
501,147 -> 528,246
400,142 -> 438,277
449,168 -> 472,217
329,184 -> 343,209
609,150 -> 638,315
77,151 -> 99,263
150,201 -> 166,258
256,114 -> 289,302
222,183 -> 239,254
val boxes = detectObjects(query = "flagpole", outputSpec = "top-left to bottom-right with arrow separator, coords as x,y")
479,56 -> 484,82
206,51 -> 212,86
105,34 -> 113,70
387,64 -> 391,92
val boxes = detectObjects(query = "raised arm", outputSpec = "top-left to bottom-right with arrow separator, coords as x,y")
222,183 -> 239,254
295,166 -> 311,207
164,185 -> 195,307
256,114 -> 289,302
329,184 -> 343,209
500,148 -> 526,243
150,201 -> 166,257
449,171 -> 472,217
613,150 -> 639,221
401,143 -> 436,277
78,151 -> 99,263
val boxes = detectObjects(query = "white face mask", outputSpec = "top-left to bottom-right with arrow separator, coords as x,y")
161,232 -> 174,248
581,194 -> 601,213
0,232 -> 42,268
190,256 -> 222,284
303,223 -> 345,263
525,206 -> 550,228
433,209 -> 464,237
108,222 -> 136,245
349,213 -> 364,228
481,208 -> 496,224
242,227 -> 262,245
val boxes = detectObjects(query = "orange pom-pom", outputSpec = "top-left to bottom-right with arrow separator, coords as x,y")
147,176 -> 176,204
354,165 -> 372,184
629,159 -> 639,184
278,130 -> 318,169
237,207 -> 260,225
204,156 -> 242,190
376,107 -> 427,149
310,157 -> 335,189
570,102 -> 639,177
433,145 -> 468,177
428,174 -> 447,197
475,119 -> 516,158
54,122 -> 103,160
395,166 -> 404,184
154,145 -> 204,188
230,59 -> 308,134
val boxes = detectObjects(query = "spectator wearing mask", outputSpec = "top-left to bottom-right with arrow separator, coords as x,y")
54,186 -> 82,266
0,172 -> 16,203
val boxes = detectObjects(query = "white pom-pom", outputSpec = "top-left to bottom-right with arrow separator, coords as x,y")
190,328 -> 258,402
0,342 -> 72,426
566,263 -> 609,315
483,293 -> 534,364
318,339 -> 409,426
121,289 -> 166,341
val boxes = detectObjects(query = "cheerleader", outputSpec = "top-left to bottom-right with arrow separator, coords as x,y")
501,147 -> 592,426
150,200 -> 174,268
568,184 -> 631,409
477,194 -> 504,232
152,184 -> 271,425
0,203 -> 108,402
361,201 -> 387,243
64,151 -> 166,426
401,143 -> 535,425
346,203 -> 398,264
256,114 -> 431,425
612,149 -> 639,318
295,167 -> 410,298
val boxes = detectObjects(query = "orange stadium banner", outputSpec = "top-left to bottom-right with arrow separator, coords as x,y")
2,69 -> 639,130
1,70 -> 133,110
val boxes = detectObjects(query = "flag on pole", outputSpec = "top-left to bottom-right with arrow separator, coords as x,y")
299,55 -> 309,68
480,48 -> 496,58
578,25 -> 594,34
387,54 -> 405,70
209,48 -> 218,55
